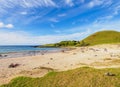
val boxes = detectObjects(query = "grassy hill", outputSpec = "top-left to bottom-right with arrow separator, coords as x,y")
1,67 -> 120,87
39,30 -> 120,47
82,30 -> 120,45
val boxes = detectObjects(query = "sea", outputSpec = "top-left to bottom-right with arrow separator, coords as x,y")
0,46 -> 64,58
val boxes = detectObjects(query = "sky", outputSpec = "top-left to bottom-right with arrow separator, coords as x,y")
0,0 -> 120,45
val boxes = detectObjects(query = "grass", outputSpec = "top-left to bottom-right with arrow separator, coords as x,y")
1,67 -> 120,87
82,30 -> 120,45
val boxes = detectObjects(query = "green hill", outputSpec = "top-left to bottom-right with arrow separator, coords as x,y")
39,30 -> 120,47
1,67 -> 120,87
82,30 -> 120,45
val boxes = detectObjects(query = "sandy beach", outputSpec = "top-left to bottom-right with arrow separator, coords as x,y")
0,44 -> 120,85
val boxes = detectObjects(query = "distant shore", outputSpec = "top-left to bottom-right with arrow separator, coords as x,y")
0,44 -> 120,85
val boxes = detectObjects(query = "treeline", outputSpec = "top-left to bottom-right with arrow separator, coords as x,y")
44,40 -> 90,47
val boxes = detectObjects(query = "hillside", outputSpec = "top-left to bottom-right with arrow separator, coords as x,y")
82,30 -> 120,45
1,67 -> 120,87
38,30 -> 120,47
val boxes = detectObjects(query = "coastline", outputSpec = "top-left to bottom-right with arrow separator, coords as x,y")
0,44 -> 120,85
0,47 -> 71,59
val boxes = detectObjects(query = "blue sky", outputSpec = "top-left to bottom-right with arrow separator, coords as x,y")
0,0 -> 120,45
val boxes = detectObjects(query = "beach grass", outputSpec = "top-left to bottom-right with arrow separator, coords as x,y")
1,67 -> 120,87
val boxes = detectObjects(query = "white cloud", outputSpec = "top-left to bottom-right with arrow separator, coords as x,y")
0,22 -> 4,28
112,5 -> 120,16
91,20 -> 120,32
87,0 -> 104,8
0,31 -> 32,45
58,13 -> 66,17
101,0 -> 112,8
0,22 -> 14,28
93,4 -> 120,23
49,18 -> 59,22
80,0 -> 85,3
20,11 -> 28,15
94,15 -> 113,23
0,0 -> 57,13
65,0 -> 74,6
5,24 -> 14,28
0,30 -> 89,45
20,0 -> 57,8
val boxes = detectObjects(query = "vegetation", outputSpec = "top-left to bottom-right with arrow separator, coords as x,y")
37,30 -> 120,47
38,40 -> 90,47
1,67 -> 120,87
53,40 -> 89,47
82,30 -> 120,45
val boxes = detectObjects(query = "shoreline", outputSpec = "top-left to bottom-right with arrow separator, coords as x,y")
0,48 -> 72,59
0,44 -> 120,85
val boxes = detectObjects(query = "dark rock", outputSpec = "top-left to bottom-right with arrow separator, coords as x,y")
104,72 -> 116,76
50,58 -> 53,60
8,63 -> 20,68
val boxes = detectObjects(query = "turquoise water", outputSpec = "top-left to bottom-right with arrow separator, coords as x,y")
0,46 -> 61,53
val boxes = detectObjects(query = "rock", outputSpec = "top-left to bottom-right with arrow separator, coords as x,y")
61,50 -> 65,53
50,58 -> 53,60
73,53 -> 76,55
8,63 -> 20,68
0,54 -> 2,57
95,55 -> 97,57
104,72 -> 116,76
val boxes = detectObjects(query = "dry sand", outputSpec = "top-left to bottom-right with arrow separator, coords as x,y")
0,44 -> 120,85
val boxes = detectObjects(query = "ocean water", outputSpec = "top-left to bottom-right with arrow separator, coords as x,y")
0,46 -> 64,58
0,46 -> 62,54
